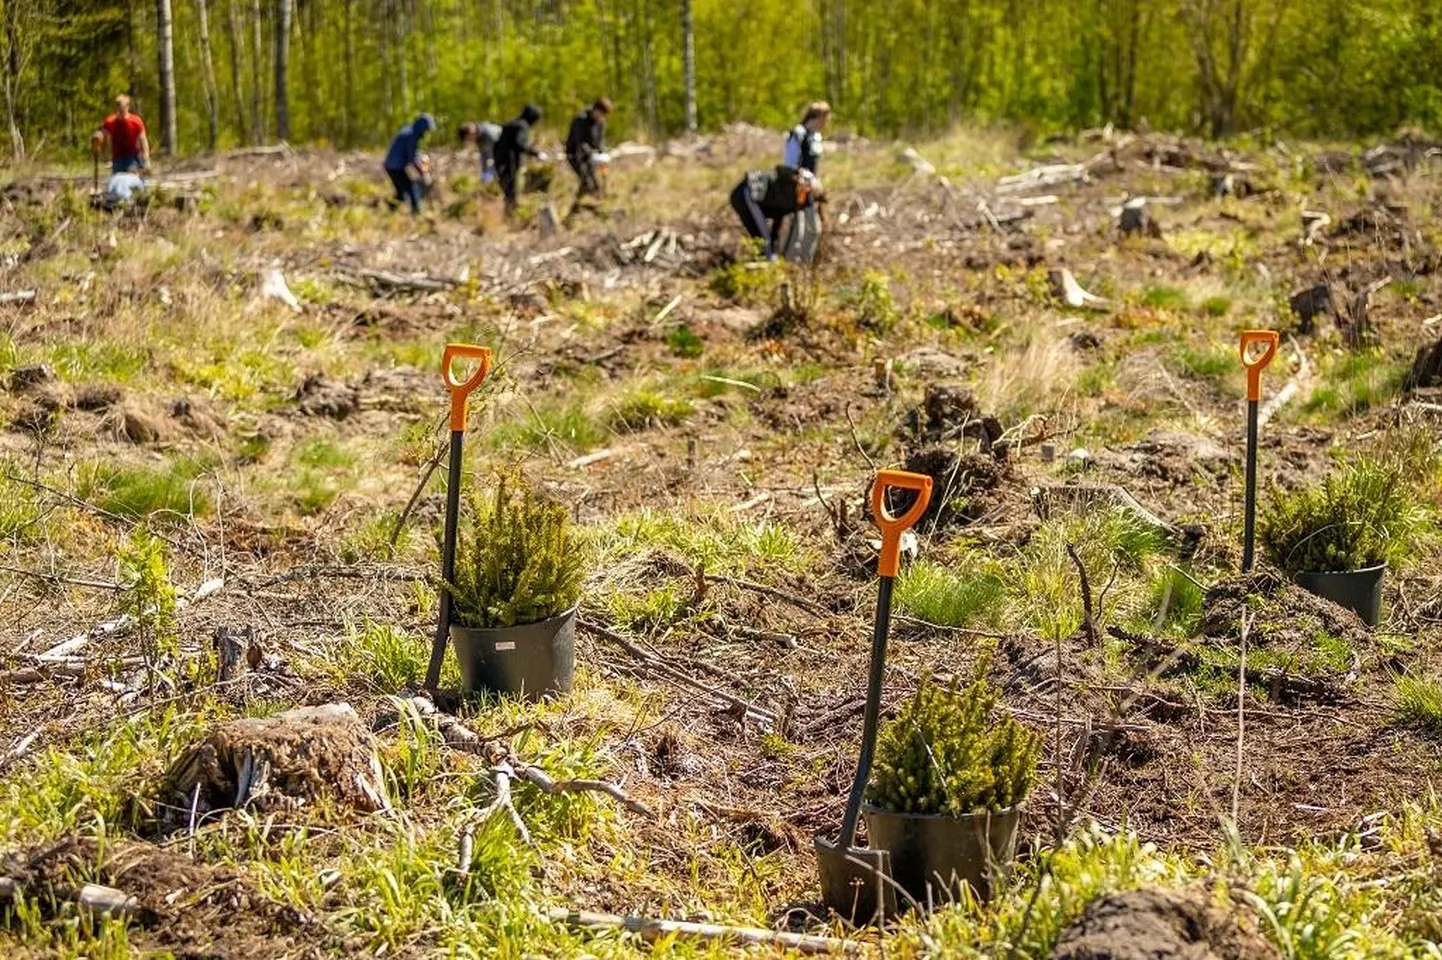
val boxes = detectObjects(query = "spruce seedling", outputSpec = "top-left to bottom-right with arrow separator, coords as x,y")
869,672 -> 1040,816
449,470 -> 584,629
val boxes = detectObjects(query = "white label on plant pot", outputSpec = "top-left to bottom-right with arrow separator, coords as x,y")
494,641 -> 516,651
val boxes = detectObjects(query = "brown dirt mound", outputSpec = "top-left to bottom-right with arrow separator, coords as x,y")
1201,568 -> 1370,672
1,838 -> 332,959
1053,888 -> 1278,960
162,703 -> 389,824
892,446 -> 1008,529
294,372 -> 360,419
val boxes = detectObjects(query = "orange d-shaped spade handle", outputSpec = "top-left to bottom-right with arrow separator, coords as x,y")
1239,330 -> 1279,403
441,343 -> 492,432
869,469 -> 934,578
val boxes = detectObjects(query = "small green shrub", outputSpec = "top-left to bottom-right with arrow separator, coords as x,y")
708,256 -> 779,303
1139,285 -> 1188,310
607,388 -> 693,431
1201,295 -> 1233,317
1260,459 -> 1426,574
119,529 -> 178,666
869,673 -> 1041,816
450,471 -> 585,628
844,270 -> 898,331
665,324 -> 705,358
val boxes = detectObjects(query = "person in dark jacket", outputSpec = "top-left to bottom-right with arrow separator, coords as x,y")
779,101 -> 830,262
564,97 -> 612,223
383,113 -> 436,214
730,165 -> 821,261
494,104 -> 545,215
458,120 -> 503,183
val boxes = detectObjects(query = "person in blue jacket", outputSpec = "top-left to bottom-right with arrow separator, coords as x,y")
383,113 -> 436,214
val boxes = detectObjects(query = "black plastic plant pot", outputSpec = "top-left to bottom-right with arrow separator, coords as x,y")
1293,563 -> 1386,628
863,804 -> 1021,908
450,606 -> 577,701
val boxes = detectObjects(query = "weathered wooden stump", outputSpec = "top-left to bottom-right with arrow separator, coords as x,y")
163,703 -> 388,821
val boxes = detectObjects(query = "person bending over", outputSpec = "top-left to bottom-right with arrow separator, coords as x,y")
730,165 -> 822,261
495,104 -> 546,216
383,113 -> 436,214
458,120 -> 503,183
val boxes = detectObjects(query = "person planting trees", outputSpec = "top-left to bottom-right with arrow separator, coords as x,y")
563,97 -> 612,224
729,164 -> 823,261
779,101 -> 830,262
495,104 -> 546,216
458,120 -> 503,184
383,113 -> 436,215
91,95 -> 150,174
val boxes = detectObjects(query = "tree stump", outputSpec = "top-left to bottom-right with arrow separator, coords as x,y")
1288,284 -> 1334,334
537,202 -> 560,239
1054,888 -> 1278,960
1405,336 -> 1442,392
1119,199 -> 1161,238
162,703 -> 389,824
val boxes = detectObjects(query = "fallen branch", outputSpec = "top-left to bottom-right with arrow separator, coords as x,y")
702,573 -> 827,618
34,578 -> 223,662
578,619 -> 777,723
1048,268 -> 1109,310
398,694 -> 653,880
547,908 -> 861,955
458,761 -> 531,876
389,431 -> 447,547
996,163 -> 1087,194
0,290 -> 37,306
0,731 -> 39,775
891,614 -> 1010,640
353,268 -> 457,294
0,563 -> 121,591
517,765 -> 653,816
1257,337 -> 1311,429
0,876 -> 140,920
1065,544 -> 1098,644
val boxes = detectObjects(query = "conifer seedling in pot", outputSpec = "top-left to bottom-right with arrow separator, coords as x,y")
863,671 -> 1040,905
448,470 -> 585,700
1259,458 -> 1423,627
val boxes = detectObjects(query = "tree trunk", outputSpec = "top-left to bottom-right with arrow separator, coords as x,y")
681,0 -> 696,132
2,0 -> 25,159
226,0 -> 247,141
274,0 -> 290,141
342,0 -> 354,144
249,0 -> 263,142
156,0 -> 177,154
196,0 -> 219,149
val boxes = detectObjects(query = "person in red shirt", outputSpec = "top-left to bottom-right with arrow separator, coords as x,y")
90,95 -> 150,174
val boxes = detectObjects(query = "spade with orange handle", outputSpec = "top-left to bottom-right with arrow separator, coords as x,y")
815,468 -> 933,924
1240,330 -> 1279,573
424,343 -> 493,691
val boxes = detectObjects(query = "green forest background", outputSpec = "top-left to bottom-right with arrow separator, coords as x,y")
4,0 -> 1442,160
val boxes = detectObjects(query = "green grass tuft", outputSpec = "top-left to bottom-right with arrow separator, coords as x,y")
606,388 -> 694,431
895,560 -> 1004,627
78,455 -> 216,519
1395,676 -> 1442,734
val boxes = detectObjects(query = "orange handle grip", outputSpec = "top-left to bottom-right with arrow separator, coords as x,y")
869,469 -> 934,578
441,343 -> 492,432
1239,330 -> 1279,403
